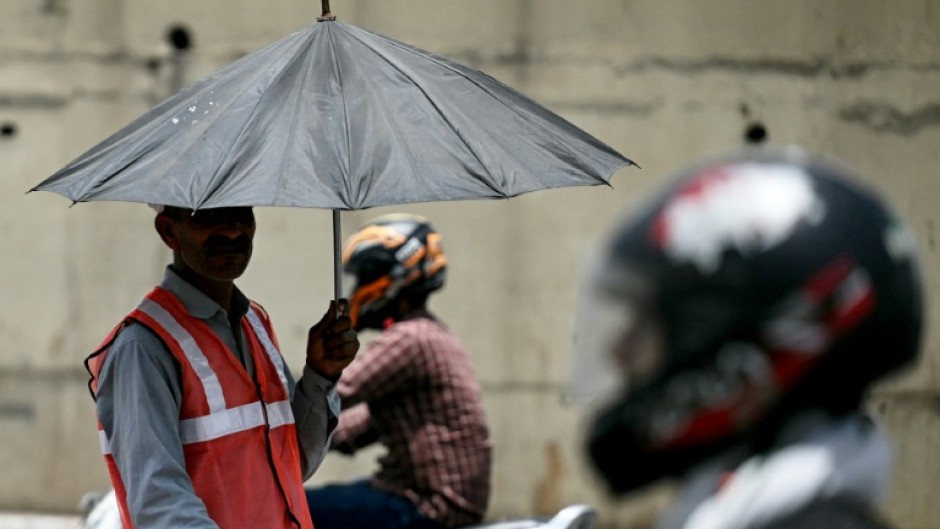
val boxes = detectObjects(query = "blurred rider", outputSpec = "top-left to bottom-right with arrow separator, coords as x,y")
570,146 -> 923,529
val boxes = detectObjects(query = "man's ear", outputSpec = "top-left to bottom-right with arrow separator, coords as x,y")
154,214 -> 179,250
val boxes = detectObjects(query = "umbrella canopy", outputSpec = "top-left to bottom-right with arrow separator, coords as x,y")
32,19 -> 632,211
31,14 -> 634,297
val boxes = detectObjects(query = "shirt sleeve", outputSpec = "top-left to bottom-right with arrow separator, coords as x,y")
329,402 -> 379,454
337,326 -> 420,407
96,324 -> 220,529
290,365 -> 340,479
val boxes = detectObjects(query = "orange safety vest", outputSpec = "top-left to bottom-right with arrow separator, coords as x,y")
86,287 -> 315,529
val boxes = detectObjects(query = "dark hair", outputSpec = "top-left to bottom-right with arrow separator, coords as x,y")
402,288 -> 432,309
160,206 -> 183,220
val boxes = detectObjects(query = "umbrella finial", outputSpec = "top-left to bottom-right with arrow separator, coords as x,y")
317,0 -> 336,21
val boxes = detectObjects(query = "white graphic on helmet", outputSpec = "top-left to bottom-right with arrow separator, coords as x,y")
653,163 -> 826,273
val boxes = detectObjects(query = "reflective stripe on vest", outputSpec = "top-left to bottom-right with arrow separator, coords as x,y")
96,301 -> 295,455
139,297 -> 226,413
99,399 -> 294,454
246,308 -> 290,392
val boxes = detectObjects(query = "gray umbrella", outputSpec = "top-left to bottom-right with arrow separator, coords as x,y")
31,6 -> 633,296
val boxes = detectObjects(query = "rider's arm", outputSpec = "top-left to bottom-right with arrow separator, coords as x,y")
329,402 -> 378,454
96,325 -> 220,529
336,325 -> 419,406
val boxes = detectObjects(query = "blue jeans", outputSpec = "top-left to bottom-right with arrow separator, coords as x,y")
305,479 -> 445,529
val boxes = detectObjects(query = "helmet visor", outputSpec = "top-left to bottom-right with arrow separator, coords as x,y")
342,271 -> 359,300
566,249 -> 665,406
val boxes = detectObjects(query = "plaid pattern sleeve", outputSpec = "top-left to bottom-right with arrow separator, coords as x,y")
335,315 -> 492,526
330,402 -> 378,454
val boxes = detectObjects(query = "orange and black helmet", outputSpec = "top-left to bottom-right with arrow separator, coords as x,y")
342,214 -> 447,328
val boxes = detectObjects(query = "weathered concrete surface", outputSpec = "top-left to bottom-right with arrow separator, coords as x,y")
2,1 -> 940,527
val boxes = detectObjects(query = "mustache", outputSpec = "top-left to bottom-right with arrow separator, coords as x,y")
205,236 -> 252,255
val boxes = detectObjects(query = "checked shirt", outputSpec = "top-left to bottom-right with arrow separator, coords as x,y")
332,314 -> 492,527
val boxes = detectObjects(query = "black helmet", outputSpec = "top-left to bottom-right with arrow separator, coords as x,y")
342,214 -> 447,329
571,146 -> 923,494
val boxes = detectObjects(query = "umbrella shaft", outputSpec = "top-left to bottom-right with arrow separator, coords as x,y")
333,209 -> 342,301
317,0 -> 336,22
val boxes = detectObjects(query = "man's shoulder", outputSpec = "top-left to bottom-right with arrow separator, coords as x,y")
95,319 -> 180,385
382,317 -> 470,356
395,314 -> 448,329
385,317 -> 451,339
107,320 -> 171,357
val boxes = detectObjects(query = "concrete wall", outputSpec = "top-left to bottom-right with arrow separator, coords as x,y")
2,1 -> 939,527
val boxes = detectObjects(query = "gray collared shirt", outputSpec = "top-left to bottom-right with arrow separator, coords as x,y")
95,266 -> 339,529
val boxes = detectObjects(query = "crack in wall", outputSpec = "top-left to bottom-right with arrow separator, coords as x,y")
0,368 -> 91,381
614,56 -> 940,78
626,56 -> 832,76
0,90 -> 168,109
548,100 -> 660,116
0,49 -> 135,65
0,402 -> 35,420
442,50 -> 940,79
0,94 -> 67,109
838,102 -> 940,135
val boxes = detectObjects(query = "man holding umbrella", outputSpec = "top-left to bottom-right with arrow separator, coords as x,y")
85,205 -> 359,529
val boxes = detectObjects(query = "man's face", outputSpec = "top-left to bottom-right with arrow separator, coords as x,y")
156,207 -> 256,282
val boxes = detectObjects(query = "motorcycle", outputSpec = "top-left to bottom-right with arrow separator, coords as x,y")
463,505 -> 597,529
75,489 -> 597,529
74,489 -> 118,529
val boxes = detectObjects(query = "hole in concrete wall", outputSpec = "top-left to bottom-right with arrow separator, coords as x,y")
167,25 -> 193,52
744,122 -> 767,144
0,122 -> 17,140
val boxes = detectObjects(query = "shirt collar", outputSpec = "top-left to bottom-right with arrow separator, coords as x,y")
400,309 -> 436,322
161,266 -> 250,320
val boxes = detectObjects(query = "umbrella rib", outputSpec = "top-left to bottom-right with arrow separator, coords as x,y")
346,26 -> 507,198
268,39 -> 320,208
192,33 -> 323,209
326,25 -> 355,208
